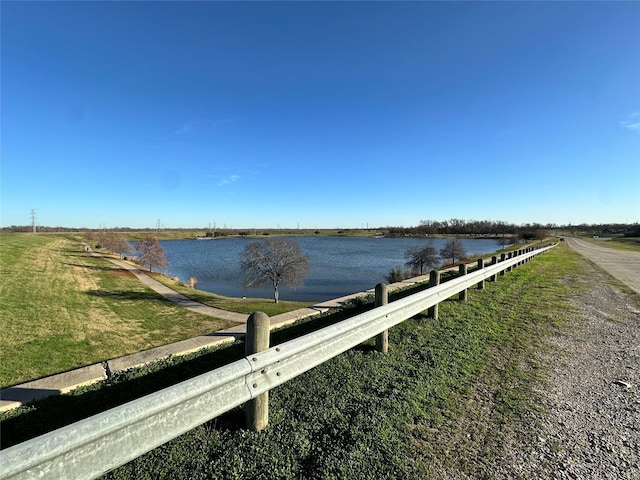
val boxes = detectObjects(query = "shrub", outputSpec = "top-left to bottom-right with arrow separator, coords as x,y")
384,265 -> 412,283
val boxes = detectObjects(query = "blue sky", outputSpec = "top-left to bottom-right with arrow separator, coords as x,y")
2,1 -> 639,229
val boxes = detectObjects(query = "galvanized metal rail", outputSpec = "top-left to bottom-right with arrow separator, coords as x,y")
0,243 -> 556,480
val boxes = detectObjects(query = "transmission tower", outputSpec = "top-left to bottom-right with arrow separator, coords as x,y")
30,209 -> 37,233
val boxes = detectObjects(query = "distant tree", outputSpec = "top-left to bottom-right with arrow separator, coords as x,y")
534,229 -> 549,241
439,239 -> 467,265
103,232 -> 134,259
384,265 -> 412,284
135,236 -> 168,272
84,231 -> 97,246
404,243 -> 439,275
519,231 -> 536,243
240,238 -> 309,303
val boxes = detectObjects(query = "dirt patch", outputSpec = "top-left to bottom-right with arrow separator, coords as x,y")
109,269 -> 137,279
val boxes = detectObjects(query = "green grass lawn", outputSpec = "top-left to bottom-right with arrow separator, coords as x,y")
1,243 -> 589,479
590,236 -> 640,251
0,234 -> 250,388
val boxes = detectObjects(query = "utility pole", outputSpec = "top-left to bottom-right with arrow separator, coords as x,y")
30,209 -> 37,233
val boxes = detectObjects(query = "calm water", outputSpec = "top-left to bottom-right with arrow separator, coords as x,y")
160,236 -> 503,302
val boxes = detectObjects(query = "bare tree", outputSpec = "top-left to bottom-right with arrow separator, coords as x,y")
240,238 -> 308,303
135,236 -> 168,272
103,231 -> 133,259
439,239 -> 467,266
404,243 -> 439,275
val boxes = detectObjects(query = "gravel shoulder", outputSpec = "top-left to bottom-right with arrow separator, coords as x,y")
502,247 -> 640,479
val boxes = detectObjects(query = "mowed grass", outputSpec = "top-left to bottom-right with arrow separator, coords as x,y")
0,234 -> 245,388
590,236 -> 640,251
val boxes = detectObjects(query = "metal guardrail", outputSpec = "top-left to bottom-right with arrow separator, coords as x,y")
0,244 -> 556,480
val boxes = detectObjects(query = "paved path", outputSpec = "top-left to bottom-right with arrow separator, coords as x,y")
564,237 -> 640,294
105,256 -> 249,323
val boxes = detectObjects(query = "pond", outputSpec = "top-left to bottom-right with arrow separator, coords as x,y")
160,236 -> 504,303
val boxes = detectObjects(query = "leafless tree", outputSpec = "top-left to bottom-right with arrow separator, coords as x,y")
135,236 -> 168,272
439,239 -> 467,266
404,243 -> 439,275
240,237 -> 308,303
103,231 -> 133,259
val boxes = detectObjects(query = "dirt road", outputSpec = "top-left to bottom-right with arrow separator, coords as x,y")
563,237 -> 640,294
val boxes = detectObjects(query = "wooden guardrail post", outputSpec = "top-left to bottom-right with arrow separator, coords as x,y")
246,311 -> 270,432
477,258 -> 485,289
458,264 -> 468,301
500,253 -> 506,276
375,283 -> 389,353
490,256 -> 498,282
428,269 -> 440,319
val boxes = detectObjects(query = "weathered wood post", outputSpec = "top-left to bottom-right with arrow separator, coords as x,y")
428,269 -> 440,319
245,311 -> 270,432
375,283 -> 389,353
458,263 -> 468,301
477,258 -> 485,289
490,256 -> 498,282
500,253 -> 506,276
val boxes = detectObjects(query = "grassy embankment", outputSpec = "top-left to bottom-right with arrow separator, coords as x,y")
2,243 -> 588,479
0,234 -> 307,388
589,236 -> 640,251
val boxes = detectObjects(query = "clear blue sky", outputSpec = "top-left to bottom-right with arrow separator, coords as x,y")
2,1 -> 639,229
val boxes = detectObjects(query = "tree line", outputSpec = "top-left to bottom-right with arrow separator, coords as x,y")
384,219 -> 638,238
3,220 -> 638,236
